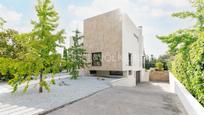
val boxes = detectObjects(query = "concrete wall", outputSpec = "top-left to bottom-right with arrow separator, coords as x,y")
84,9 -> 123,71
122,14 -> 144,77
141,69 -> 149,82
169,72 -> 204,115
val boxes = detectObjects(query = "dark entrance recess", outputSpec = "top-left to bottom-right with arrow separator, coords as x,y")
90,70 -> 97,74
136,71 -> 141,85
109,71 -> 123,76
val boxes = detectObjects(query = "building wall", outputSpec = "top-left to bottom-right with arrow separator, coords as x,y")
84,9 -> 123,71
122,14 -> 144,77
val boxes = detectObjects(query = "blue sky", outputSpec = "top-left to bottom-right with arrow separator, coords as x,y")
0,0 -> 194,57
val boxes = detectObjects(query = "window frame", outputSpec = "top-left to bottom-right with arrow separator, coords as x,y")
92,52 -> 102,66
128,53 -> 132,66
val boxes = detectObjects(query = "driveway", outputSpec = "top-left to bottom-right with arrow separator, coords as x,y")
47,82 -> 187,115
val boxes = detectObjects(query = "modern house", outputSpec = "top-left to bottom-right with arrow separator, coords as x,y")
83,9 -> 145,79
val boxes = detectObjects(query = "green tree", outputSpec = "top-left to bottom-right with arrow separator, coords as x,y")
144,55 -> 150,69
0,17 -> 6,30
157,0 -> 204,105
150,54 -> 156,67
31,0 -> 65,93
63,47 -> 69,72
67,30 -> 88,79
0,18 -> 20,81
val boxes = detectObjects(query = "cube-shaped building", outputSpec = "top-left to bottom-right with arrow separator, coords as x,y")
83,9 -> 145,78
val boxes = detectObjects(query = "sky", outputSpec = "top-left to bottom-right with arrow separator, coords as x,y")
0,0 -> 195,57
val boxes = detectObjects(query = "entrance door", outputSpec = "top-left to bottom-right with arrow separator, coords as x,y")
136,71 -> 141,85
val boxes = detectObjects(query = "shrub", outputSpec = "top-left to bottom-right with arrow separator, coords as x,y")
155,61 -> 164,71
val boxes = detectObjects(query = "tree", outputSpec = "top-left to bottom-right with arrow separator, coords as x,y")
0,18 -> 20,81
157,0 -> 204,105
144,55 -> 150,69
150,54 -> 156,68
0,17 -> 6,30
155,61 -> 164,71
67,30 -> 88,79
31,0 -> 65,93
63,47 -> 68,72
158,54 -> 170,70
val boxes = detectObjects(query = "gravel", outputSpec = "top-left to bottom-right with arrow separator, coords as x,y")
0,73 -> 115,115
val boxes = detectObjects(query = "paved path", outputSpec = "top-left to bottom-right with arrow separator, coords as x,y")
47,82 -> 187,115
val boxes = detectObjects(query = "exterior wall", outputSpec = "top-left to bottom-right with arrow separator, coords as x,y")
83,9 -> 144,77
169,73 -> 204,115
84,9 -> 123,71
122,14 -> 144,77
141,69 -> 149,82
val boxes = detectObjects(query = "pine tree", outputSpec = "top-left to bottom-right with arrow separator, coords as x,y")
67,30 -> 88,79
31,0 -> 65,93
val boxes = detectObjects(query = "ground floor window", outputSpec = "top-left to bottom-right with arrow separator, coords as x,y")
128,70 -> 132,75
90,70 -> 97,74
128,53 -> 132,66
110,71 -> 123,76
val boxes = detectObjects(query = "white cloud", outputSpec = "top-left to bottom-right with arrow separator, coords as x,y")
0,4 -> 22,22
150,0 -> 189,7
66,0 -> 192,57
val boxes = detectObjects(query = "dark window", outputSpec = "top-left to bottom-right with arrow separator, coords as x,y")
128,53 -> 132,66
90,70 -> 97,74
128,70 -> 132,75
110,71 -> 123,76
92,52 -> 102,66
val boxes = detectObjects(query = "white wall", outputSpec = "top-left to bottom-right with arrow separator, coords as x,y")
122,14 -> 144,77
169,73 -> 204,115
141,69 -> 149,82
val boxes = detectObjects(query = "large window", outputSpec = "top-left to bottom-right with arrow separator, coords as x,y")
92,52 -> 102,66
128,53 -> 132,66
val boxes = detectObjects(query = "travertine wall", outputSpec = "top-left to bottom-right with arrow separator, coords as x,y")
149,70 -> 169,82
83,9 -> 144,77
84,9 -> 123,71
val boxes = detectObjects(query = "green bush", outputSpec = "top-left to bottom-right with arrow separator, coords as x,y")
157,0 -> 204,106
155,61 -> 164,71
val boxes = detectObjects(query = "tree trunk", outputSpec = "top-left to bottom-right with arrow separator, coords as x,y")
39,71 -> 43,93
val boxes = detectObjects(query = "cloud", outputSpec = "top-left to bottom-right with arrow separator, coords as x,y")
150,0 -> 189,7
0,4 -> 22,22
66,0 -> 192,57
67,0 -> 171,32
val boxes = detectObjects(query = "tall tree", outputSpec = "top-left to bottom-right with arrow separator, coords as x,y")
31,0 -> 65,93
67,30 -> 88,79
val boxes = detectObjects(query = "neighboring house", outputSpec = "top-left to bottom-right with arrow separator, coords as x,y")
83,9 -> 145,78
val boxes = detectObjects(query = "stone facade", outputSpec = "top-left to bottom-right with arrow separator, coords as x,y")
83,9 -> 144,77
